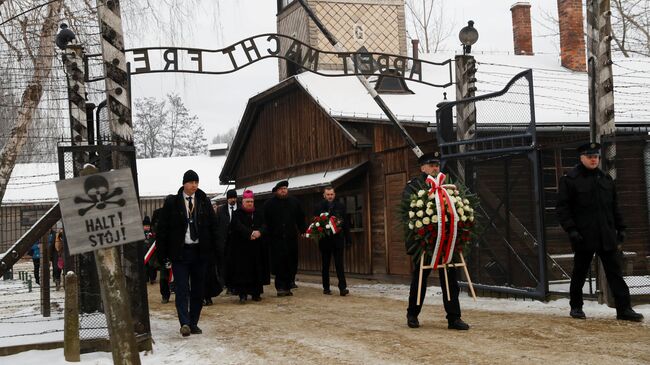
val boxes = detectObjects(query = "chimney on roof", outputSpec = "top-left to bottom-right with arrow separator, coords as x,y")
510,2 -> 534,55
557,0 -> 586,71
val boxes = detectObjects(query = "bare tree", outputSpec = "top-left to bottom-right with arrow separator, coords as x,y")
404,0 -> 454,53
611,0 -> 650,57
211,126 -> 238,146
133,97 -> 168,158
0,0 -> 63,203
132,93 -> 207,158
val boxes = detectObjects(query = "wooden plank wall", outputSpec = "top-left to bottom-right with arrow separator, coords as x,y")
234,88 -> 365,188
0,204 -> 55,254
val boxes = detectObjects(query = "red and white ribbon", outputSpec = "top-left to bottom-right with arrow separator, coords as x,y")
329,216 -> 340,234
144,240 -> 156,264
425,173 -> 459,269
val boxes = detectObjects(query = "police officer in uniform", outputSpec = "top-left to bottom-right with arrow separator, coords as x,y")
556,142 -> 643,322
404,152 -> 470,330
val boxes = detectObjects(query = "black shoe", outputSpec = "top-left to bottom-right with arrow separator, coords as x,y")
239,295 -> 247,304
617,308 -> 644,322
570,308 -> 586,319
407,315 -> 419,328
277,290 -> 290,297
180,325 -> 191,337
190,325 -> 202,334
204,298 -> 213,306
340,289 -> 349,296
290,282 -> 298,289
448,318 -> 470,330
252,295 -> 262,302
323,289 -> 332,295
161,297 -> 169,304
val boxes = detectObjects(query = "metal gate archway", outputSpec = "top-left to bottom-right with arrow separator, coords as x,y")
436,69 -> 549,300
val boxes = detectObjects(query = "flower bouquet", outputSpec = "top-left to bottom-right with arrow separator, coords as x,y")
402,172 -> 479,269
306,212 -> 341,241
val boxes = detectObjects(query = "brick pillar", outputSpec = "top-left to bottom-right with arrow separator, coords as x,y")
510,2 -> 534,55
558,0 -> 586,71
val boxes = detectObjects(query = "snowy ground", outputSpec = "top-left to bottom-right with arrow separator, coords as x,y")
2,261 -> 650,364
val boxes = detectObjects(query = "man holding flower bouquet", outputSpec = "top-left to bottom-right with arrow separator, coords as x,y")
403,152 -> 469,331
312,186 -> 351,296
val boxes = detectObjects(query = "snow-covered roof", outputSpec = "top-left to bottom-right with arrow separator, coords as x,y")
2,155 -> 230,205
212,165 -> 360,201
292,52 -> 650,126
208,143 -> 228,151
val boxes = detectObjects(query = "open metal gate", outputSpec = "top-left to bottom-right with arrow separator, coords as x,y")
436,69 -> 548,300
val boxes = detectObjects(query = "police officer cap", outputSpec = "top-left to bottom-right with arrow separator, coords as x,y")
577,142 -> 601,156
226,189 -> 237,199
142,216 -> 151,226
418,152 -> 441,165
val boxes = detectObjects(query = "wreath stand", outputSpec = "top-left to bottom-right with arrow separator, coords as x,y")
416,251 -> 477,305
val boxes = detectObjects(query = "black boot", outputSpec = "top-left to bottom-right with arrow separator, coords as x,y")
617,308 -> 644,322
407,314 -> 419,328
448,318 -> 470,330
570,307 -> 586,319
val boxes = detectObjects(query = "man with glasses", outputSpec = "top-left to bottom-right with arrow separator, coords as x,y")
557,142 -> 643,322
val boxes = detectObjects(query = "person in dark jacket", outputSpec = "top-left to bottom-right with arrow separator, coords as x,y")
214,189 -> 241,296
227,190 -> 270,303
263,180 -> 306,296
157,170 -> 220,336
151,207 -> 172,304
47,228 -> 61,290
28,241 -> 41,285
404,152 -> 469,331
313,186 -> 350,296
143,216 -> 157,284
556,142 -> 643,322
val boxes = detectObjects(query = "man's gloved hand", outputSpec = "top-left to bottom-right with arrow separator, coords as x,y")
163,259 -> 172,269
616,230 -> 626,243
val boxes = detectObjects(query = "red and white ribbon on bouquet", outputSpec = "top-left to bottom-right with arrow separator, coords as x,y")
329,216 -> 340,234
425,173 -> 459,269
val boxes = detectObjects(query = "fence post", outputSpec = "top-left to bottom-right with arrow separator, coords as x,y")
41,234 -> 51,317
64,271 -> 80,362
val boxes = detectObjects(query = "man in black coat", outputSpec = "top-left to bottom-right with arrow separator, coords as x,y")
556,142 -> 643,322
404,152 -> 469,331
313,186 -> 350,296
158,170 -> 220,336
216,189 -> 240,293
263,180 -> 306,296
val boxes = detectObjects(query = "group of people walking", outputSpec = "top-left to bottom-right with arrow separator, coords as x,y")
152,141 -> 644,337
154,170 -> 351,337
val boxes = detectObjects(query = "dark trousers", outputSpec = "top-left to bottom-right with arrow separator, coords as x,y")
272,238 -> 297,292
51,261 -> 61,283
160,268 -> 171,300
407,266 -> 461,322
172,245 -> 207,327
319,238 -> 346,290
146,264 -> 157,283
32,258 -> 40,284
570,249 -> 631,311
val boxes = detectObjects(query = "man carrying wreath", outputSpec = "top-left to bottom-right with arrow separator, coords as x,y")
403,152 -> 470,330
313,186 -> 351,296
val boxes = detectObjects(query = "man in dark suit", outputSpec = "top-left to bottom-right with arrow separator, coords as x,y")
557,142 -> 643,322
404,152 -> 469,331
217,189 -> 240,294
263,180 -> 306,296
313,186 -> 350,296
158,170 -> 219,337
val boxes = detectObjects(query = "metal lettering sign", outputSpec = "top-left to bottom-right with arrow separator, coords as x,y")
55,169 -> 143,255
121,33 -> 453,88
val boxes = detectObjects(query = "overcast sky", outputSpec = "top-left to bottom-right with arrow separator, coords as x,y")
126,1 -> 560,141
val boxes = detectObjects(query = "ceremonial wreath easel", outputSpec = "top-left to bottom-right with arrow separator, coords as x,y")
415,173 -> 477,305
